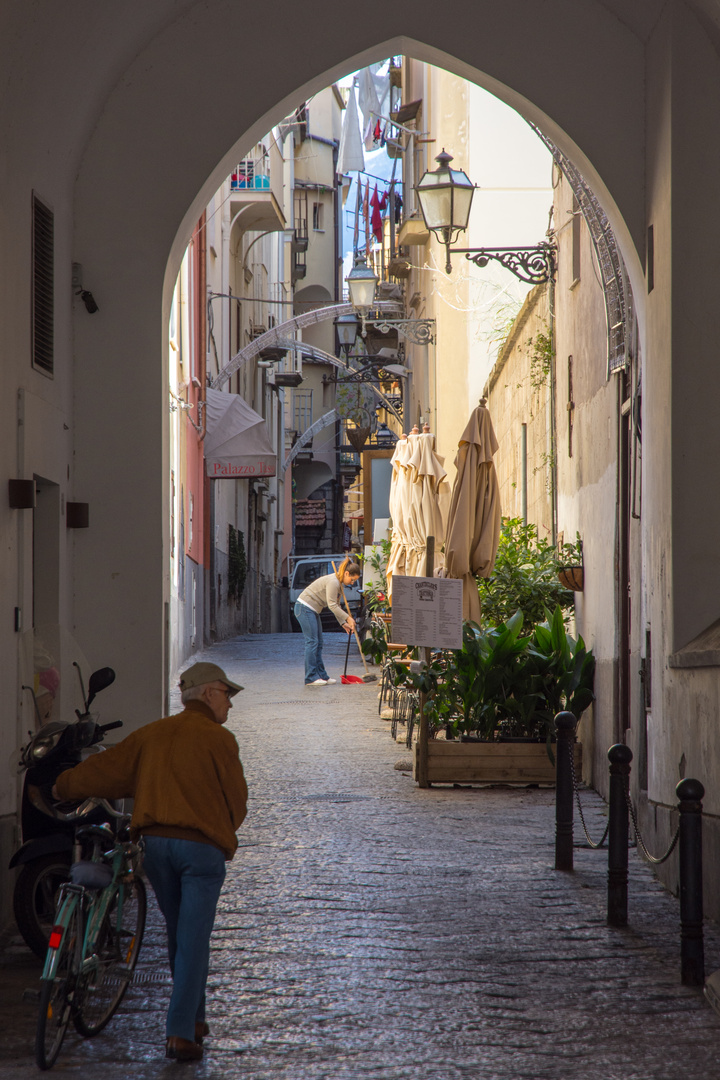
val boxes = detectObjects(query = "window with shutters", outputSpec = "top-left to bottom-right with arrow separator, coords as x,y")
32,194 -> 54,376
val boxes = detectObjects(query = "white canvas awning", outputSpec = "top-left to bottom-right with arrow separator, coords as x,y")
204,388 -> 277,479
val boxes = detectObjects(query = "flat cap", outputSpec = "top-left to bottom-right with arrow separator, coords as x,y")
179,662 -> 243,696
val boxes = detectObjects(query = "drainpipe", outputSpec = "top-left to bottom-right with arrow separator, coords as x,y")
521,423 -> 528,525
548,277 -> 558,545
198,215 -> 215,641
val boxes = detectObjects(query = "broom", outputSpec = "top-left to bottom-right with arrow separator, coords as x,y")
341,629 -> 363,684
332,561 -> 377,683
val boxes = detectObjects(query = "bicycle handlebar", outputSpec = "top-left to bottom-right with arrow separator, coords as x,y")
99,720 -> 123,734
95,798 -> 130,820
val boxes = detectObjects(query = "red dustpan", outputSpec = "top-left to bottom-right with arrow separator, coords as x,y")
341,630 -> 364,684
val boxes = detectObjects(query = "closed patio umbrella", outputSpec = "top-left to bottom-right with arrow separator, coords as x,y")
385,433 -> 413,600
404,427 -> 449,577
443,399 -> 502,625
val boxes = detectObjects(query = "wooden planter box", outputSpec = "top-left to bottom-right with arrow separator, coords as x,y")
413,739 -> 582,785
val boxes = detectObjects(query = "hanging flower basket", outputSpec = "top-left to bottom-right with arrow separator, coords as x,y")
558,565 -> 584,591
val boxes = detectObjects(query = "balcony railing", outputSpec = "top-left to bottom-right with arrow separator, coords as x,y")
230,152 -> 270,190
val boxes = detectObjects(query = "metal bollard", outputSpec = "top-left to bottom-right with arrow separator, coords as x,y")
677,777 -> 705,987
607,743 -> 632,927
554,712 -> 577,871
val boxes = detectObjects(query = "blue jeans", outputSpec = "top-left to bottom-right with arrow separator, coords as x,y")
294,601 -> 329,683
142,836 -> 226,1040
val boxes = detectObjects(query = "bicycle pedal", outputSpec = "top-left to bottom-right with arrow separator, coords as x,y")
23,988 -> 41,1002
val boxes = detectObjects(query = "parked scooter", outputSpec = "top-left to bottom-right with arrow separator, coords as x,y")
9,663 -> 122,957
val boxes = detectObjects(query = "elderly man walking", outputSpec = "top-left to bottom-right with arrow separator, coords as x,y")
55,661 -> 248,1062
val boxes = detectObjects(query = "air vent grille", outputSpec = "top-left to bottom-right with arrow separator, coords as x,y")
32,194 -> 54,376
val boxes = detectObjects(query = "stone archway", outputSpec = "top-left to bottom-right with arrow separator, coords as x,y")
54,2 -> 718,738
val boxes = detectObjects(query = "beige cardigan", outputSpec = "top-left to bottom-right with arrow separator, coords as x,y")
297,572 -> 349,626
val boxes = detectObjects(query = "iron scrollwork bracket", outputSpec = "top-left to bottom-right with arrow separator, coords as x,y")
363,318 -> 436,346
451,243 -> 557,285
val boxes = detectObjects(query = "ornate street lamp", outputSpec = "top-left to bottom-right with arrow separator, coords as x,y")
415,150 -> 476,274
345,257 -> 379,335
374,420 -> 396,448
334,311 -> 360,358
415,148 -> 556,282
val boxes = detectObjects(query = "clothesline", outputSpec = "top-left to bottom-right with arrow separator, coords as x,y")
347,170 -> 400,186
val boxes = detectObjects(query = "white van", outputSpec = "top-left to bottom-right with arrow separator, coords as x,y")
289,554 -> 363,631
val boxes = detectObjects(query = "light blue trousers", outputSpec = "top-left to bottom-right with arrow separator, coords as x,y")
295,600 -> 329,683
142,836 -> 226,1040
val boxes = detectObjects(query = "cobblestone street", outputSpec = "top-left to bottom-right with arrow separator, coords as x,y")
2,631 -> 720,1078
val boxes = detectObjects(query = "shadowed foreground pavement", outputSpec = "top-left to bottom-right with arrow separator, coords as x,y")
2,632 -> 720,1079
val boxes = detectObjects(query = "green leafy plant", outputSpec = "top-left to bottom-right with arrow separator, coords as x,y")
367,606 -> 595,747
228,526 -> 247,603
527,327 -> 554,392
362,538 -> 391,613
525,605 -> 596,724
478,517 -> 576,635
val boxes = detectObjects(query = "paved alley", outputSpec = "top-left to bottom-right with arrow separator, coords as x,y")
2,631 -> 720,1079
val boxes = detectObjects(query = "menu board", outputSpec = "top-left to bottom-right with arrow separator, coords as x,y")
391,576 -> 463,650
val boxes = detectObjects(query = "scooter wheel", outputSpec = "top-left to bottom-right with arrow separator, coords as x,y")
14,853 -> 72,958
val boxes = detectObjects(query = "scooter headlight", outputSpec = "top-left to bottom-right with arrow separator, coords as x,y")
29,729 -> 63,762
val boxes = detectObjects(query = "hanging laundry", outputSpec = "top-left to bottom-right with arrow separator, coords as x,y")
373,119 -> 382,142
363,180 -> 371,249
353,177 -> 360,252
370,185 -> 383,243
357,67 -> 381,151
337,85 -> 365,175
394,191 -> 403,225
370,62 -> 391,122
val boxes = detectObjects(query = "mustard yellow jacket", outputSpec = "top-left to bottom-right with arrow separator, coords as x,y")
56,701 -> 248,860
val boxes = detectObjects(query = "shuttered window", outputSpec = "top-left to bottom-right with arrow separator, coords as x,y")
32,194 -> 54,376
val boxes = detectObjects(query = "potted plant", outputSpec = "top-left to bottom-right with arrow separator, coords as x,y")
557,533 -> 584,592
365,606 -> 594,785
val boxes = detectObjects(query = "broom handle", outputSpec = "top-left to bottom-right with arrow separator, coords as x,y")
332,562 -> 371,675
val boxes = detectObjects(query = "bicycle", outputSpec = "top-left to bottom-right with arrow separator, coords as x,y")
35,804 -> 147,1070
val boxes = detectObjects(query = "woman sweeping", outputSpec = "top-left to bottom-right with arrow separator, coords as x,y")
295,557 -> 361,685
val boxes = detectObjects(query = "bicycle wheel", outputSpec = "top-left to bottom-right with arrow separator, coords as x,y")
73,876 -> 146,1037
35,900 -> 81,1070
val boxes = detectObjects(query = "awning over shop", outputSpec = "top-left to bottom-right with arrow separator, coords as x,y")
204,388 -> 277,478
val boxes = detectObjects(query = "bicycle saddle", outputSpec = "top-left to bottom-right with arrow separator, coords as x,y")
70,860 -> 113,890
75,823 -> 115,844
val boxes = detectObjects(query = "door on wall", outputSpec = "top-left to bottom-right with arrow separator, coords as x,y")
362,449 -> 394,542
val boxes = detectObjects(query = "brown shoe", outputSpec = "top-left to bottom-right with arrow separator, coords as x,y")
195,1021 -> 210,1044
166,1036 -> 203,1062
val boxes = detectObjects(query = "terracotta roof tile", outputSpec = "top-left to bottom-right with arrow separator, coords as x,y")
295,499 -> 327,526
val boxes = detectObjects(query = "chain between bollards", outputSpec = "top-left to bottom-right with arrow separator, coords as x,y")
569,749 -> 609,848
554,712 -> 577,871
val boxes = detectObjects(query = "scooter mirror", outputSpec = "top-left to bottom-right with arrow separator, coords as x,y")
86,667 -> 116,709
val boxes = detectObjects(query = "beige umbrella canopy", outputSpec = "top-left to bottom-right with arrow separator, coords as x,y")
443,400 -> 502,625
385,433 -> 414,600
404,429 -> 449,577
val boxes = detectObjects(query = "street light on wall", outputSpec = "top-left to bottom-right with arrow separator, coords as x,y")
345,257 -> 379,335
345,259 -> 436,347
415,148 -> 556,283
374,421 -> 397,448
414,150 -> 476,274
334,311 -> 360,358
